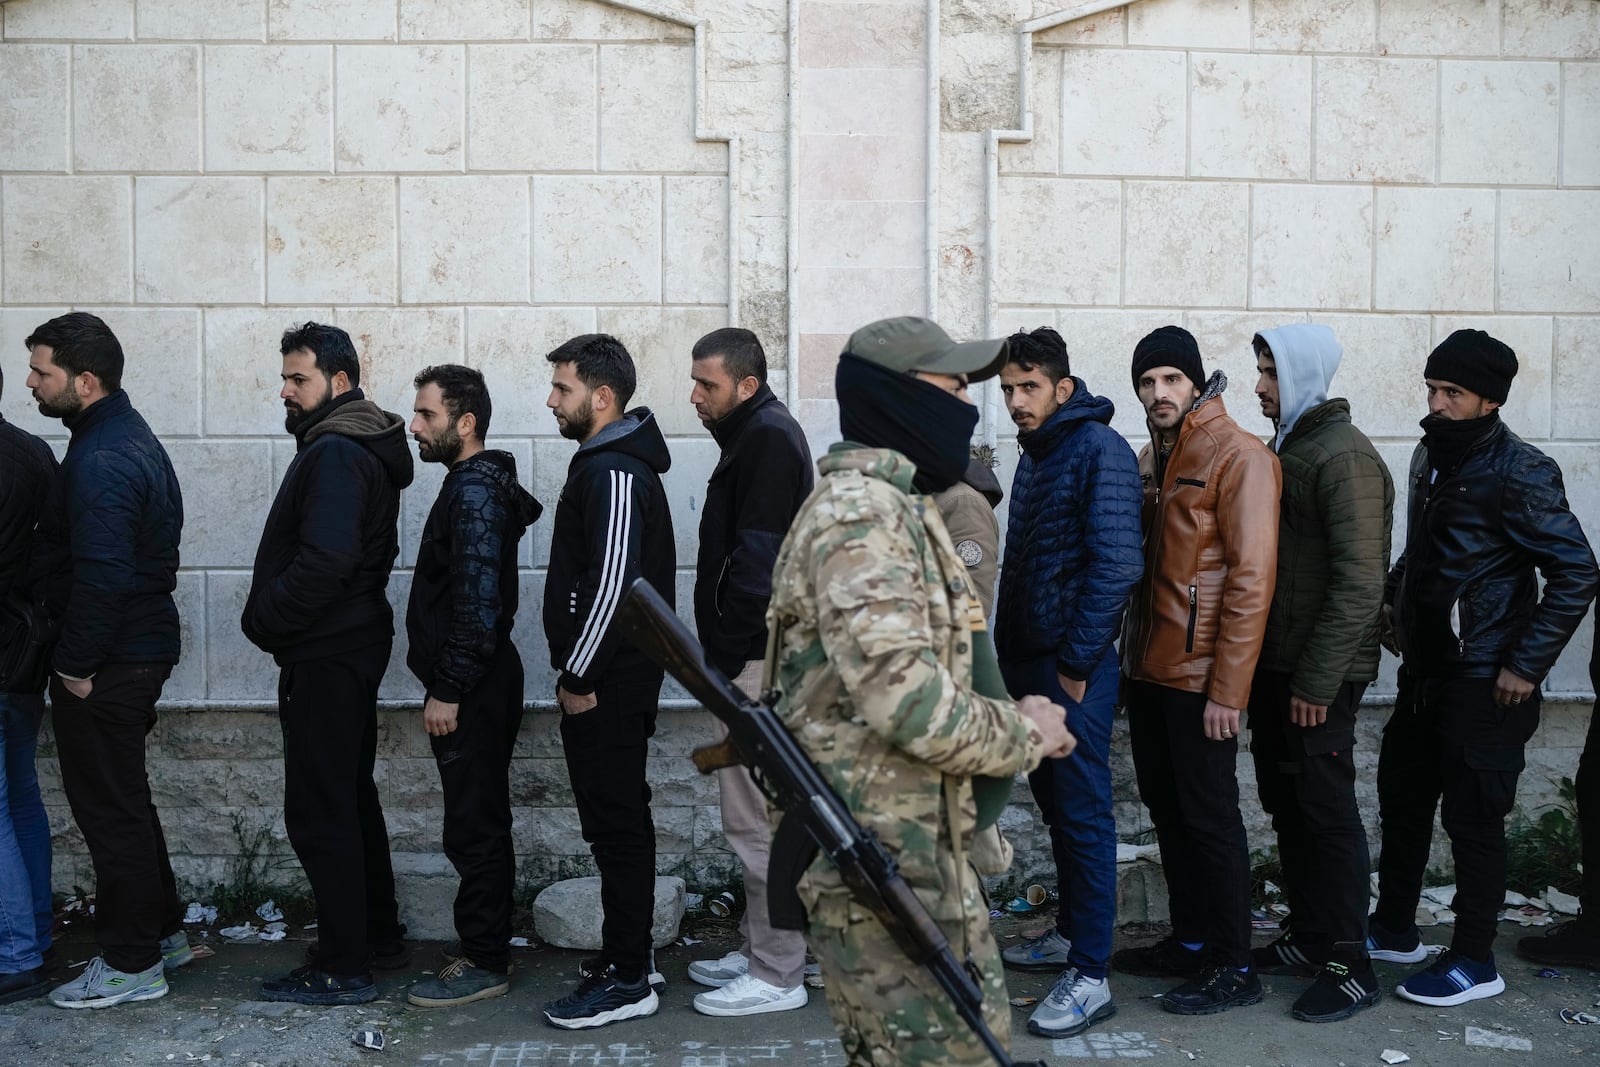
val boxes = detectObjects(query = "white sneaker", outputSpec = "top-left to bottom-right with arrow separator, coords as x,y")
1001,928 -> 1073,972
692,973 -> 808,1017
687,949 -> 749,988
50,957 -> 168,1010
1026,968 -> 1116,1038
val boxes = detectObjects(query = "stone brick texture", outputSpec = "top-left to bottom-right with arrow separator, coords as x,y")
1,0 -> 1595,915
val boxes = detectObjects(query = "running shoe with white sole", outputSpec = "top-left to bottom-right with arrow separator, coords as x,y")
692,973 -> 808,1017
49,958 -> 168,1010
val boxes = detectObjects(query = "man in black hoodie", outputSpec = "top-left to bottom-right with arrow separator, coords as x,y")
24,313 -> 190,1010
402,365 -> 541,1009
541,334 -> 675,1029
685,328 -> 812,1017
242,322 -> 415,1005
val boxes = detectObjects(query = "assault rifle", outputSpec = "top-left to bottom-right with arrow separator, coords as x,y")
616,578 -> 1045,1067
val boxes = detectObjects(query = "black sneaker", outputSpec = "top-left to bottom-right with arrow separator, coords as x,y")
260,968 -> 379,1005
0,967 -> 51,1005
1291,960 -> 1381,1022
1516,922 -> 1600,971
1253,932 -> 1327,977
1159,964 -> 1264,1015
407,957 -> 510,1008
580,954 -> 666,993
1111,936 -> 1206,979
543,969 -> 659,1029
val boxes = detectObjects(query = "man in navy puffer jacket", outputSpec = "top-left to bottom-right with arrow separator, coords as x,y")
993,328 -> 1144,1039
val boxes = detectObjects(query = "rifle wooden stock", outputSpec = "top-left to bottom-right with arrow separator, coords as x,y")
614,578 -> 1045,1067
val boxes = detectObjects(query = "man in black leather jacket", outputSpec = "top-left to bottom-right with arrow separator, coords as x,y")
402,365 -> 541,1009
1371,329 -> 1598,1008
243,322 -> 415,1006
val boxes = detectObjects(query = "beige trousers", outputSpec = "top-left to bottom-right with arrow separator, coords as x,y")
713,660 -> 808,988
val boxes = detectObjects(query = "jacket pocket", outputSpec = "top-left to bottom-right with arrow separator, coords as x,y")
1185,584 -> 1198,654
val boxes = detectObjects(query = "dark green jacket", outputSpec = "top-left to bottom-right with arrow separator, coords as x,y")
1257,399 -> 1394,704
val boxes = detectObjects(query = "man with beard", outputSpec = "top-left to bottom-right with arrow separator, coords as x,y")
766,317 -> 1073,1065
1247,324 -> 1394,1022
23,313 -> 190,1008
1372,330 -> 1596,1006
242,322 -> 415,1005
403,365 -> 541,1008
541,334 -> 675,1029
1114,326 -> 1280,1015
684,327 -> 812,1017
993,327 -> 1143,1038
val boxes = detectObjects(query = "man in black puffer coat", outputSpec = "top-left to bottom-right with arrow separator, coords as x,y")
1374,329 -> 1597,1009
993,327 -> 1144,1039
242,322 -> 415,1006
24,313 -> 187,1009
402,365 -> 541,1009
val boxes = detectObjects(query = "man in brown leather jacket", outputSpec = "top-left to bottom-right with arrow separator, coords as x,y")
1111,325 -> 1281,1016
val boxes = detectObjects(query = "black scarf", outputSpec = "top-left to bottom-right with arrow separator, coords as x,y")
1420,410 -> 1499,479
836,354 -> 979,494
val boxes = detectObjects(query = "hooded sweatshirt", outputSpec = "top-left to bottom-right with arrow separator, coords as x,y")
1256,323 -> 1343,453
544,408 -> 676,696
242,388 -> 416,663
407,449 -> 542,702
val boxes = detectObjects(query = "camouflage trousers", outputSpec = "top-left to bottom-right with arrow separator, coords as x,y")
808,894 -> 1011,1067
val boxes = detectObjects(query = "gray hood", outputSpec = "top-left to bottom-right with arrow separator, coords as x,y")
1255,323 -> 1343,452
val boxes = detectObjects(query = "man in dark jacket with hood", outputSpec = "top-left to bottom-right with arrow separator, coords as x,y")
685,328 -> 812,1017
1373,330 -> 1597,1007
242,322 -> 415,1006
541,334 -> 675,1030
402,365 -> 541,1009
1248,323 -> 1394,1023
24,313 -> 190,1009
993,327 -> 1144,1038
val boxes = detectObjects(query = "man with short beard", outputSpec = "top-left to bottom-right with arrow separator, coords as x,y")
242,322 -> 415,1005
23,313 -> 190,1009
1372,330 -> 1596,1006
685,328 -> 812,1017
1114,326 -> 1280,1016
541,334 -> 675,1029
402,365 -> 541,1009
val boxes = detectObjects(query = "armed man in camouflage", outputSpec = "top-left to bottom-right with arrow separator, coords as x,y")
767,317 -> 1075,1065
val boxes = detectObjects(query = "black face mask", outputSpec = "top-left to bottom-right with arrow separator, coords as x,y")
835,354 -> 979,493
1420,409 -> 1499,478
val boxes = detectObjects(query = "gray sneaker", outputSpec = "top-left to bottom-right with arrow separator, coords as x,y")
1027,968 -> 1116,1038
160,932 -> 194,971
1002,929 -> 1073,972
688,949 -> 749,988
49,957 -> 168,1009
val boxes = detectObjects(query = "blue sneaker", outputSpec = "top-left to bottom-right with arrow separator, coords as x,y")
1396,950 -> 1505,1006
1365,919 -> 1428,964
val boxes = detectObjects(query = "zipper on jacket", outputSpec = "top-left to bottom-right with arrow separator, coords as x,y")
1186,585 -> 1197,654
1451,597 -> 1465,657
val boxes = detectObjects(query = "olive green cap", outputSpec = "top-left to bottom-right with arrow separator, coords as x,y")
845,317 -> 1010,383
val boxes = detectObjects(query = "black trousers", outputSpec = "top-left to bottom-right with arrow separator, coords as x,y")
1127,679 -> 1253,968
559,669 -> 662,983
1248,670 -> 1371,963
1374,667 -> 1538,961
1579,701 -> 1600,935
50,663 -> 182,973
432,645 -> 524,974
278,642 -> 402,976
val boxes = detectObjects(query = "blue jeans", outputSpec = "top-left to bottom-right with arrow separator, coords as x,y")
1000,649 -> 1118,977
0,691 -> 52,973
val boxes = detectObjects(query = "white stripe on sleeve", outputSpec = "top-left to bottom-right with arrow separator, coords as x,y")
567,469 -> 635,677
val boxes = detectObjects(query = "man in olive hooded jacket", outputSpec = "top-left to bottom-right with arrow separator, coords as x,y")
1248,324 -> 1394,1024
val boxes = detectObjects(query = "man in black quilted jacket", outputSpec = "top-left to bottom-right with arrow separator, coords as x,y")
24,313 -> 190,1009
242,322 -> 415,1005
402,365 -> 541,1009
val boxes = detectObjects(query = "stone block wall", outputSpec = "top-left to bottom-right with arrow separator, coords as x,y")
1,0 -> 1595,920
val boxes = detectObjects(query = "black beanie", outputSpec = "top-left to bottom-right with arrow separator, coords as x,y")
1131,325 -> 1205,392
1424,329 -> 1518,404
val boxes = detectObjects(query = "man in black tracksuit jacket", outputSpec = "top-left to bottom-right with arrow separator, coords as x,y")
402,365 -> 541,1008
24,313 -> 188,1009
242,323 -> 415,1005
541,334 -> 675,1030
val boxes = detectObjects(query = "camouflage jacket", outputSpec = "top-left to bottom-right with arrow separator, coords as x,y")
767,444 -> 1046,922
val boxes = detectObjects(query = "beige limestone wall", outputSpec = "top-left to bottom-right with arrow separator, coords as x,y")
1,0 -> 1594,924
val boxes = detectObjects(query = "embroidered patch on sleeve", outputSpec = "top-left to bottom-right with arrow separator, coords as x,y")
955,539 -> 984,567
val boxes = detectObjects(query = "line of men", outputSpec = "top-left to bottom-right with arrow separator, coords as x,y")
0,312 -> 1596,1057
